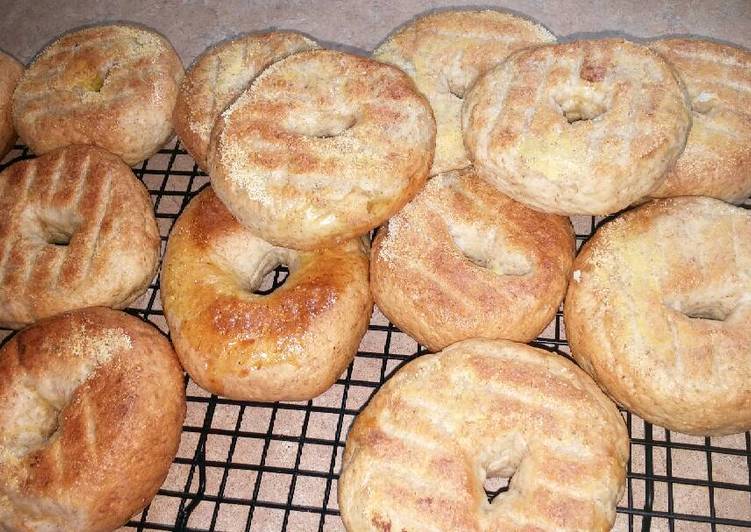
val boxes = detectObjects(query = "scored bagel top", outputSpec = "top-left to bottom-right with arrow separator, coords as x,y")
0,145 -> 160,329
12,24 -> 184,166
371,166 -> 574,351
208,49 -> 436,250
173,31 -> 319,171
565,197 -> 751,435
374,9 -> 556,176
463,39 -> 692,215
648,38 -> 751,203
0,307 -> 185,531
339,339 -> 629,531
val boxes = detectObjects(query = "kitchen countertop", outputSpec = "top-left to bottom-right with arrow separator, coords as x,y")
0,1 -> 749,531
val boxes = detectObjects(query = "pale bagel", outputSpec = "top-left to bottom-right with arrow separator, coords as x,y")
0,145 -> 160,329
339,339 -> 629,531
463,39 -> 691,215
565,197 -> 751,435
13,24 -> 183,166
371,166 -> 574,352
208,49 -> 435,250
173,31 -> 318,171
648,38 -> 751,203
374,9 -> 555,176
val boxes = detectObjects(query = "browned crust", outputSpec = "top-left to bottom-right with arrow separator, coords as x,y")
648,38 -> 751,203
0,307 -> 186,531
173,31 -> 318,171
0,145 -> 160,329
207,49 -> 435,250
12,24 -> 184,166
0,51 -> 23,160
371,166 -> 574,351
564,197 -> 751,435
339,339 -> 629,531
160,187 -> 373,401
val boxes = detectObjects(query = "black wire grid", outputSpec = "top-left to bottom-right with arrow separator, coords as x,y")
1,140 -> 750,532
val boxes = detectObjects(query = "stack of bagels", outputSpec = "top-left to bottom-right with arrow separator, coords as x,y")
0,7 -> 748,532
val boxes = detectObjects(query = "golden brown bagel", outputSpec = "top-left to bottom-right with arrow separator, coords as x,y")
173,31 -> 318,171
463,39 -> 691,215
0,307 -> 185,531
648,38 -> 751,203
374,9 -> 555,176
0,145 -> 160,329
0,51 -> 23,160
565,197 -> 751,435
208,49 -> 435,250
339,339 -> 629,531
371,166 -> 574,351
13,24 -> 183,166
160,187 -> 372,401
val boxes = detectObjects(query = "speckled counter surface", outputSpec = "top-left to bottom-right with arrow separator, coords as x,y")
0,1 -> 750,531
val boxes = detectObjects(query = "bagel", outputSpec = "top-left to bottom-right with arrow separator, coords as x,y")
648,38 -> 751,203
374,9 -> 555,176
207,49 -> 435,250
371,166 -> 574,352
339,339 -> 629,531
0,307 -> 185,531
0,145 -> 160,329
160,187 -> 372,401
173,31 -> 318,171
12,24 -> 183,166
0,51 -> 23,160
565,197 -> 751,435
463,39 -> 691,215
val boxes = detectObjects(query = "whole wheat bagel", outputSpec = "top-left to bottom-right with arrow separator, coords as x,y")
648,38 -> 751,203
0,145 -> 160,329
0,307 -> 185,531
12,24 -> 183,166
339,339 -> 629,531
463,39 -> 691,215
161,187 -> 372,401
374,9 -> 555,176
371,166 -> 574,352
0,51 -> 23,160
173,31 -> 318,171
208,49 -> 435,250
565,197 -> 751,435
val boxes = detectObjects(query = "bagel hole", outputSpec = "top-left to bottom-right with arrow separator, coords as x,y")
667,299 -> 735,322
251,264 -> 289,296
484,475 -> 511,503
447,77 -> 468,100
553,90 -> 608,124
448,224 -> 532,276
32,209 -> 81,247
288,112 -> 356,139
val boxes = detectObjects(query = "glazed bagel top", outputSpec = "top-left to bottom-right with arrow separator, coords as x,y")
374,9 -> 555,176
0,307 -> 185,531
339,339 -> 629,531
648,39 -> 751,203
371,166 -> 574,351
173,31 -> 318,170
565,197 -> 751,435
161,187 -> 372,401
12,24 -> 184,166
0,145 -> 160,329
208,49 -> 436,250
0,51 -> 23,160
463,39 -> 691,215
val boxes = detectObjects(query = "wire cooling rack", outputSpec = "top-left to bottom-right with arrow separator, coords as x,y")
1,140 -> 750,532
